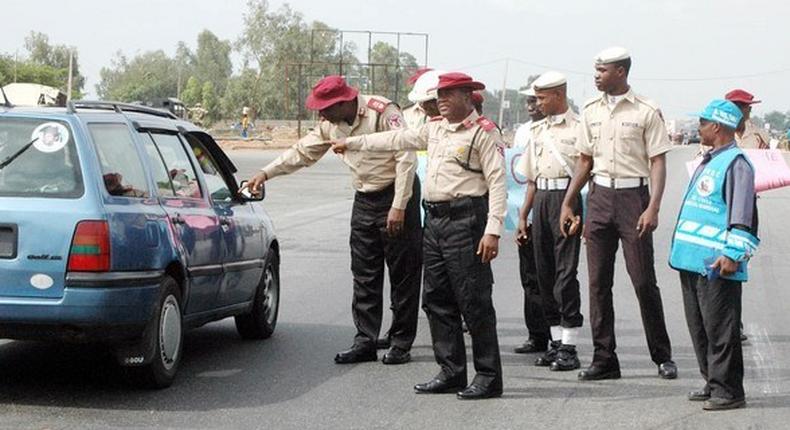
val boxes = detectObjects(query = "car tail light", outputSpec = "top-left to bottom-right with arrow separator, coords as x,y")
67,221 -> 111,272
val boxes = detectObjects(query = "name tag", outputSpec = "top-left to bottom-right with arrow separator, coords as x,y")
621,121 -> 641,128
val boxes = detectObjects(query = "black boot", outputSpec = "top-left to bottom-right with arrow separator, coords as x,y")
535,340 -> 560,366
550,344 -> 580,371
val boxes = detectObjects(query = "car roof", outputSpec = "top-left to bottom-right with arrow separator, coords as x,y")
0,102 -> 236,174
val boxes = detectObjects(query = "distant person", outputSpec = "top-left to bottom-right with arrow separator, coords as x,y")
669,99 -> 758,411
724,89 -> 769,149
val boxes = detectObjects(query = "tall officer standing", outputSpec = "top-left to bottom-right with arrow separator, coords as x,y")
333,72 -> 507,400
246,75 -> 422,366
518,71 -> 584,371
559,47 -> 677,381
669,99 -> 758,411
513,85 -> 554,354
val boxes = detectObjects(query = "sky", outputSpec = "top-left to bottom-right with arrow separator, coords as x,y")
3,0 -> 789,121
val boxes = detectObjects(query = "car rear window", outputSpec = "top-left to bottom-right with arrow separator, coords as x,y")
88,123 -> 149,198
0,117 -> 83,198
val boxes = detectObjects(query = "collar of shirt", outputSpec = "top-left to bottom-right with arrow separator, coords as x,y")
600,87 -> 636,109
546,108 -> 576,127
335,95 -> 368,135
440,109 -> 480,132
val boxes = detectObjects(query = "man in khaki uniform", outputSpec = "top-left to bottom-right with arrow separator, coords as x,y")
559,47 -> 676,381
333,72 -> 506,400
517,71 -> 584,372
246,75 -> 422,366
513,85 -> 554,354
725,89 -> 769,149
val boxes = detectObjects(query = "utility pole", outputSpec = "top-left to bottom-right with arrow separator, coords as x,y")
66,50 -> 73,102
13,50 -> 18,83
497,58 -> 509,128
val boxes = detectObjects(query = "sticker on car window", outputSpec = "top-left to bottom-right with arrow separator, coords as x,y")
31,122 -> 70,153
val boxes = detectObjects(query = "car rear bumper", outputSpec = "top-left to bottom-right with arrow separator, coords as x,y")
0,271 -> 163,342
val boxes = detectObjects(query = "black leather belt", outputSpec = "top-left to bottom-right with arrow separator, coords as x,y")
422,196 -> 486,219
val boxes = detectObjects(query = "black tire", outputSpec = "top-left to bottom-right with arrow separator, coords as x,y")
126,275 -> 183,389
235,252 -> 280,340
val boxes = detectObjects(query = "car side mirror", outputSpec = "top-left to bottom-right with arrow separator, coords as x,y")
238,180 -> 264,202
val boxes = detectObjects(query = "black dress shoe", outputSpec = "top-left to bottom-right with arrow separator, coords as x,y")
376,337 -> 391,349
703,397 -> 746,411
578,364 -> 621,381
456,383 -> 503,400
658,361 -> 678,379
514,338 -> 548,354
535,341 -> 560,366
382,347 -> 411,365
688,388 -> 711,401
334,346 -> 377,364
550,345 -> 580,371
414,376 -> 466,394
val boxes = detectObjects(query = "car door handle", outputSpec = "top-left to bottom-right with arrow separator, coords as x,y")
171,214 -> 186,225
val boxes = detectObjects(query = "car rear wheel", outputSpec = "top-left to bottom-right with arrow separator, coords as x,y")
126,275 -> 183,389
235,252 -> 280,339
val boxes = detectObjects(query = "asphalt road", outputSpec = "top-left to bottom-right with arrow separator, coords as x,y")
1,146 -> 788,429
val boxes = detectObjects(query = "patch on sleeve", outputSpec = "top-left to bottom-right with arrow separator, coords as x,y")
476,116 -> 497,132
367,98 -> 388,113
387,113 -> 404,130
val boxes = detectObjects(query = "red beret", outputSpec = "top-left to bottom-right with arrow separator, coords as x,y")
305,76 -> 359,111
407,68 -> 434,85
433,72 -> 485,92
725,89 -> 760,105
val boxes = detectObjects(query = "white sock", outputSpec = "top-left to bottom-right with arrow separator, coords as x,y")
562,327 -> 580,346
550,326 -> 562,341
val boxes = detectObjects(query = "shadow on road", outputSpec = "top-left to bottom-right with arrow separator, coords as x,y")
0,321 -> 357,411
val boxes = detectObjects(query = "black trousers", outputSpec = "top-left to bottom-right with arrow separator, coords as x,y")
680,270 -> 744,400
422,196 -> 502,387
518,236 -> 552,342
532,189 -> 583,329
584,184 -> 672,368
350,177 -> 422,351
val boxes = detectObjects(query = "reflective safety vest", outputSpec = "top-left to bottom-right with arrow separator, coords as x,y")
669,146 -> 759,282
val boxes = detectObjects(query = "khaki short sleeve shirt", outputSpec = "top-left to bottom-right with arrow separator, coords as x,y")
577,88 -> 672,178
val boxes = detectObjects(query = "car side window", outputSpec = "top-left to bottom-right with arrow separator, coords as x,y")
88,123 -> 149,198
184,135 -> 232,203
149,133 -> 202,199
138,132 -> 176,197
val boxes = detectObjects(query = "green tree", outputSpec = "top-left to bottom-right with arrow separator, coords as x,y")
368,41 -> 418,106
181,76 -> 202,106
24,31 -> 85,96
174,41 -> 196,98
763,111 -> 788,131
194,30 -> 232,94
96,50 -> 178,102
201,81 -> 217,124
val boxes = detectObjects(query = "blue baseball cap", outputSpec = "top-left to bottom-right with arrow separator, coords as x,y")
694,99 -> 743,129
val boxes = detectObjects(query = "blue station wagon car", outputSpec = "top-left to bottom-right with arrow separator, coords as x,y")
0,101 -> 280,388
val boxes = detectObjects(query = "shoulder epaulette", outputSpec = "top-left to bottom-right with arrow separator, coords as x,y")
367,97 -> 389,113
583,96 -> 602,109
633,93 -> 660,111
476,116 -> 497,132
